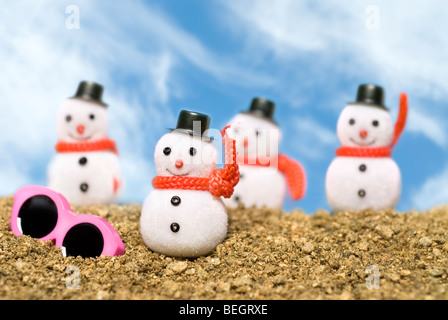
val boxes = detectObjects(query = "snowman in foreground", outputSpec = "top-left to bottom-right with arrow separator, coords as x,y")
326,84 -> 408,212
140,110 -> 239,258
47,81 -> 122,206
222,98 -> 306,209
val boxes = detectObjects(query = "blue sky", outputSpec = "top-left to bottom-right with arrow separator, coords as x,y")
0,0 -> 447,213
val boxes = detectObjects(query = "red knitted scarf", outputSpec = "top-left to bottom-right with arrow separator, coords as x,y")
151,126 -> 240,198
336,93 -> 408,158
55,138 -> 119,155
237,154 -> 306,200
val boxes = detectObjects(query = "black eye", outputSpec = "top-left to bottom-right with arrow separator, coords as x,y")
372,120 -> 379,127
163,147 -> 171,156
66,115 -> 72,122
89,114 -> 95,120
189,147 -> 197,156
349,119 -> 355,125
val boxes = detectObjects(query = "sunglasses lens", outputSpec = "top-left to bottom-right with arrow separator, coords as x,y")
18,195 -> 58,239
62,223 -> 104,258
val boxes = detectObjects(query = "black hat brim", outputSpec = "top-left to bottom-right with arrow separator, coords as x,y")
168,128 -> 214,142
239,111 -> 278,126
70,97 -> 108,107
347,102 -> 388,111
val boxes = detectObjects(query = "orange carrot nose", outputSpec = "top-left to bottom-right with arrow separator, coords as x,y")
77,124 -> 85,135
359,129 -> 368,139
175,159 -> 183,169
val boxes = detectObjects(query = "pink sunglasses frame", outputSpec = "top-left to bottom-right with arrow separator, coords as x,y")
11,185 -> 125,258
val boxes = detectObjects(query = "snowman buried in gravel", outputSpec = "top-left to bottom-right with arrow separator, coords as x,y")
47,81 -> 122,206
325,84 -> 408,212
222,98 -> 306,209
140,110 -> 239,258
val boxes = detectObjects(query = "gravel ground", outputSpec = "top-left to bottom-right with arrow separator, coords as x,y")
0,195 -> 447,300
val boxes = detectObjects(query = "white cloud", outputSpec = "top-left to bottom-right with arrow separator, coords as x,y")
87,0 -> 273,88
288,117 -> 338,160
412,165 -> 448,210
148,52 -> 175,105
406,108 -> 446,148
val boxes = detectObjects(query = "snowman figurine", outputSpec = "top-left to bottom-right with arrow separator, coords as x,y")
140,110 -> 239,258
47,81 -> 122,206
222,98 -> 306,209
326,84 -> 408,212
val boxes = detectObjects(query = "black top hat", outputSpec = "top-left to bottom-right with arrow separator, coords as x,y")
170,110 -> 213,141
241,97 -> 277,124
70,81 -> 107,107
349,84 -> 387,110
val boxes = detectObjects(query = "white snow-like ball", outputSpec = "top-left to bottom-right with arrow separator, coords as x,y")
57,99 -> 108,142
154,131 -> 218,178
48,152 -> 122,205
141,131 -> 228,258
140,189 -> 228,258
224,165 -> 286,209
326,157 -> 401,212
227,113 -> 281,159
337,104 -> 394,147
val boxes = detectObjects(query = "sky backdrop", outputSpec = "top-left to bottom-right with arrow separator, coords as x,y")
0,0 -> 447,213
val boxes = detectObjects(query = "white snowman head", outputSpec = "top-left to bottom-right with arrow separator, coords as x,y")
154,110 -> 218,178
337,84 -> 394,148
228,98 -> 281,160
57,81 -> 109,142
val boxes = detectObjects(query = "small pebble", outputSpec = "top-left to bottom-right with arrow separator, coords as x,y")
419,237 -> 432,247
302,242 -> 315,254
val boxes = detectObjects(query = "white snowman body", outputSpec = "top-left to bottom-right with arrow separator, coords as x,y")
140,131 -> 228,258
47,98 -> 122,205
325,104 -> 401,212
48,151 -> 121,206
222,113 -> 286,209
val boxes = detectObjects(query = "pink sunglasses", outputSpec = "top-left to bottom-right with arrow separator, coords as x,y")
11,185 -> 125,258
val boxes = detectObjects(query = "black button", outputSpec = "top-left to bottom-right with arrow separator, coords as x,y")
358,189 -> 366,198
79,157 -> 88,166
170,223 -> 180,233
359,164 -> 367,172
171,196 -> 181,206
239,173 -> 244,179
234,195 -> 240,203
80,183 -> 89,193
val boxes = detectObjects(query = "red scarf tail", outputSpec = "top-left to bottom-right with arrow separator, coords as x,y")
278,154 -> 306,200
391,93 -> 408,148
209,126 -> 240,198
